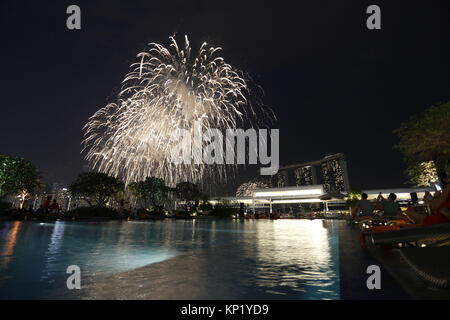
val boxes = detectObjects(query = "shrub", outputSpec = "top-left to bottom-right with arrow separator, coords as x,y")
5,208 -> 29,220
148,205 -> 167,215
199,202 -> 213,211
0,201 -> 12,216
209,206 -> 237,218
172,210 -> 193,218
69,206 -> 118,218
0,203 -> 29,220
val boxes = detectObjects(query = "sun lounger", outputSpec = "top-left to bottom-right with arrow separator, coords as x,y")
370,223 -> 450,246
354,216 -> 410,228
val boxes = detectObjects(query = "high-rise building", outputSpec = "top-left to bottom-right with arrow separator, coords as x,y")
277,170 -> 288,188
272,153 -> 350,192
294,166 -> 316,186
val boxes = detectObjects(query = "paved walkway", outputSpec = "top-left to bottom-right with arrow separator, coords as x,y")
338,222 -> 410,299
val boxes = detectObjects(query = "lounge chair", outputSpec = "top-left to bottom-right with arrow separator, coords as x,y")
368,224 -> 450,289
357,216 -> 421,247
370,223 -> 450,247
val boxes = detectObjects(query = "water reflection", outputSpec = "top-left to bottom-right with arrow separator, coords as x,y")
0,221 -> 22,269
0,220 -> 340,299
253,220 -> 339,298
42,222 -> 66,281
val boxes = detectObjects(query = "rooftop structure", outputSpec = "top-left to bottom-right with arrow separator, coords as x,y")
273,153 -> 350,192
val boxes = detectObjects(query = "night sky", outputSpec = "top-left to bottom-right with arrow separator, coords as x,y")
1,0 -> 449,195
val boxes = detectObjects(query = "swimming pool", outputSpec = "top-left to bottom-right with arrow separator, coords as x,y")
0,219 -> 341,299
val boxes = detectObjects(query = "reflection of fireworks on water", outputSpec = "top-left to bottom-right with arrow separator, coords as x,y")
83,35 -> 273,186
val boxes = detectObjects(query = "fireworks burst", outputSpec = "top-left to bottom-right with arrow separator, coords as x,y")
83,35 -> 272,186
236,179 -> 269,197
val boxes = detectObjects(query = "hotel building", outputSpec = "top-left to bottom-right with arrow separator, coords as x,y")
272,153 -> 350,192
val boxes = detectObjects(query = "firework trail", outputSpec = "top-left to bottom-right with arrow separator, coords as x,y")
83,35 -> 273,186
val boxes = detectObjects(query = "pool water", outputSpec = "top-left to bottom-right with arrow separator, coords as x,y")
0,219 -> 341,299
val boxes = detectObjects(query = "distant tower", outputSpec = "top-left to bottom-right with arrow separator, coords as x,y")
294,166 -> 317,186
273,153 -> 350,192
277,170 -> 288,187
321,154 -> 350,192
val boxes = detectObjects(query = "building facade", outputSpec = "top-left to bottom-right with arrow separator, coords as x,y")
272,153 -> 350,192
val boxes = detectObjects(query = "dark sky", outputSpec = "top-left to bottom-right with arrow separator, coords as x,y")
0,0 -> 449,195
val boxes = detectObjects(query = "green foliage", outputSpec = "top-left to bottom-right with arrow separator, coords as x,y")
174,182 -> 203,202
199,201 -> 213,211
405,161 -> 439,187
345,188 -> 362,207
0,155 -> 39,199
209,205 -> 237,218
394,102 -> 450,183
129,177 -> 169,207
69,172 -> 124,207
174,182 -> 208,212
1,208 -> 29,220
200,193 -> 210,203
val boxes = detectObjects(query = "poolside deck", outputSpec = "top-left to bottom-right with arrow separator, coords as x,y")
341,222 -> 450,299
338,222 -> 410,299
368,248 -> 450,300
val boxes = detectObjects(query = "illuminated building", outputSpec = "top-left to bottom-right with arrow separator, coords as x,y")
272,153 -> 350,192
277,170 -> 288,187
321,156 -> 348,192
295,166 -> 315,186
